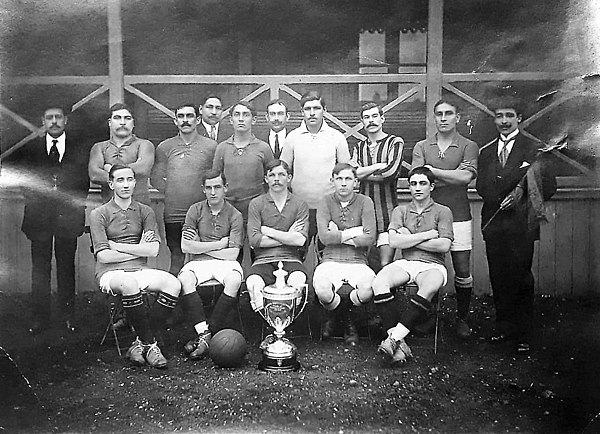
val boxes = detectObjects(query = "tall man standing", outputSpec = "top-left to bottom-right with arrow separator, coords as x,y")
353,102 -> 404,269
280,91 -> 352,242
412,99 -> 479,338
151,103 -> 218,275
197,95 -> 231,143
88,103 -> 154,205
7,105 -> 90,334
476,98 -> 556,354
264,99 -> 291,159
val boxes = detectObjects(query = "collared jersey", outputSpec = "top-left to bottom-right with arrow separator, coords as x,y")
412,132 -> 478,221
151,132 -> 218,223
280,121 -> 351,209
181,200 -> 244,262
353,134 -> 404,233
91,135 -> 154,203
247,192 -> 309,264
90,199 -> 161,280
212,136 -> 274,202
388,199 -> 453,266
317,192 -> 376,264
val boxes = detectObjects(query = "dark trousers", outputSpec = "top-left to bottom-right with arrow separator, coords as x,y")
30,235 -> 78,321
484,233 -> 535,339
165,222 -> 185,275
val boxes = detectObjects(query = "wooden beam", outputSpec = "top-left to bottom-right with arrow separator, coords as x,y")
442,83 -> 495,116
444,72 -> 574,82
426,0 -> 444,137
124,85 -> 174,118
0,105 -> 40,133
0,130 -> 43,160
5,76 -> 109,85
71,85 -> 109,112
107,0 -> 124,106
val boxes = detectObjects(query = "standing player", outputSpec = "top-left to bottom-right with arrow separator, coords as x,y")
412,99 -> 479,338
177,169 -> 244,360
313,163 -> 376,346
353,102 -> 404,269
151,103 -> 218,275
373,166 -> 453,363
89,165 -> 181,369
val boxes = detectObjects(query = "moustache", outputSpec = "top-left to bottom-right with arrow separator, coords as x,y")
181,122 -> 191,127
367,123 -> 377,128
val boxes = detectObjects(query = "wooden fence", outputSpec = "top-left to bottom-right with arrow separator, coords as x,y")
1,178 -> 598,297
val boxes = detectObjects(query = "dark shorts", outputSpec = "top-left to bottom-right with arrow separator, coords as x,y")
248,261 -> 306,286
164,222 -> 183,252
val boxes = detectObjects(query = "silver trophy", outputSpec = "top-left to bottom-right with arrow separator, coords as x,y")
258,262 -> 308,372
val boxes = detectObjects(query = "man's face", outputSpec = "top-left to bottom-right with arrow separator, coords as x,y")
361,107 -> 384,135
230,104 -> 255,133
203,176 -> 227,207
302,99 -> 325,130
201,97 -> 223,126
42,108 -> 67,138
494,108 -> 521,135
408,173 -> 433,202
109,109 -> 134,139
434,103 -> 459,134
109,168 -> 136,199
174,106 -> 198,134
266,103 -> 289,133
265,164 -> 291,192
332,168 -> 358,200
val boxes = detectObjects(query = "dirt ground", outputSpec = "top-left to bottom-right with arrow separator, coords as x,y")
1,289 -> 599,434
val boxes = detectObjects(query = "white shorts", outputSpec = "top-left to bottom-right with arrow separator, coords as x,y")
179,259 -> 243,286
387,259 -> 448,286
376,232 -> 389,247
313,262 -> 376,290
451,220 -> 473,252
99,269 -> 167,296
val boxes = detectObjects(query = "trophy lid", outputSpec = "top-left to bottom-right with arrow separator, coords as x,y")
273,261 -> 288,289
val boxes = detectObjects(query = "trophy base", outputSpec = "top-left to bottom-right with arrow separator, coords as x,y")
258,354 -> 301,372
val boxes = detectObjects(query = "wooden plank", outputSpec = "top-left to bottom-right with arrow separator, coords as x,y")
5,76 -> 109,85
108,0 -> 124,105
537,201 -> 557,295
444,72 -> 573,82
442,83 -> 495,117
591,200 -> 600,292
124,85 -> 175,118
425,0 -> 444,137
553,200 -> 572,296
72,85 -> 109,112
571,200 -> 591,295
0,104 -> 41,132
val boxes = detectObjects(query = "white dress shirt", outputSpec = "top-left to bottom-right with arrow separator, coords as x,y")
46,133 -> 66,162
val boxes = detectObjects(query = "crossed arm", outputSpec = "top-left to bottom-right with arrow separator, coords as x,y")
181,236 -> 239,261
97,231 -> 159,263
389,227 -> 451,253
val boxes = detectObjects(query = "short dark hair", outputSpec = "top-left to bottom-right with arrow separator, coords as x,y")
360,102 -> 383,118
300,91 -> 326,110
266,98 -> 289,114
174,103 -> 199,117
43,106 -> 69,117
490,96 -> 525,117
202,169 -> 226,186
231,100 -> 257,117
265,159 -> 292,176
109,103 -> 133,118
109,164 -> 134,180
433,98 -> 461,114
408,166 -> 435,184
332,162 -> 357,178
200,94 -> 223,107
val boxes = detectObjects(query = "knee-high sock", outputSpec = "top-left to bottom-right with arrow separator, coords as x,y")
181,292 -> 207,327
209,293 -> 237,333
374,293 -> 397,332
151,292 -> 178,338
455,275 -> 473,320
122,293 -> 153,343
402,295 -> 431,330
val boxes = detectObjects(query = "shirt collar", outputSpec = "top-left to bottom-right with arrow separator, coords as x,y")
269,129 -> 286,141
110,134 -> 137,147
299,119 -> 329,135
178,130 -> 201,145
428,132 -> 460,148
333,191 -> 356,205
224,134 -> 261,146
202,121 -> 218,134
108,198 -> 137,213
500,129 -> 519,143
46,133 -> 66,159
408,198 -> 435,214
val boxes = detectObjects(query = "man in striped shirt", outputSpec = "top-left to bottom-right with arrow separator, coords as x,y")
353,102 -> 404,269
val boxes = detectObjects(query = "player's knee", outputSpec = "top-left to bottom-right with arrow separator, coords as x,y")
110,275 -> 138,295
288,271 -> 306,288
245,274 -> 265,293
178,271 -> 197,295
223,271 -> 242,297
161,273 -> 182,296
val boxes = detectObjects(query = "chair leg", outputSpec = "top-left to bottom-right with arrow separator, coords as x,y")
434,291 -> 443,355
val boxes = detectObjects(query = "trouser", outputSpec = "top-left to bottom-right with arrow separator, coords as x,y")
30,235 -> 78,320
484,233 -> 535,339
165,222 -> 185,275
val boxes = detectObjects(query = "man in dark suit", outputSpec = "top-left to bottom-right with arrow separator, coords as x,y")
8,106 -> 90,334
263,99 -> 291,159
476,98 -> 556,354
197,95 -> 231,143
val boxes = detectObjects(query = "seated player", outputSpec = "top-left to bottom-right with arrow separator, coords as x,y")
90,165 -> 181,369
177,169 -> 244,360
313,163 -> 377,346
372,166 -> 453,363
246,159 -> 309,317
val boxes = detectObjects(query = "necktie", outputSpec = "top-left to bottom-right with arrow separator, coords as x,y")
274,134 -> 280,158
210,125 -> 217,141
49,139 -> 60,164
499,140 -> 509,167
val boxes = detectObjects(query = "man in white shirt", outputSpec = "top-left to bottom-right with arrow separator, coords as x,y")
264,99 -> 291,159
197,95 -> 231,142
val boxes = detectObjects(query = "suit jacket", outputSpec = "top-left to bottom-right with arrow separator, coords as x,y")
259,130 -> 287,159
476,133 -> 556,239
197,122 -> 232,143
7,135 -> 90,239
